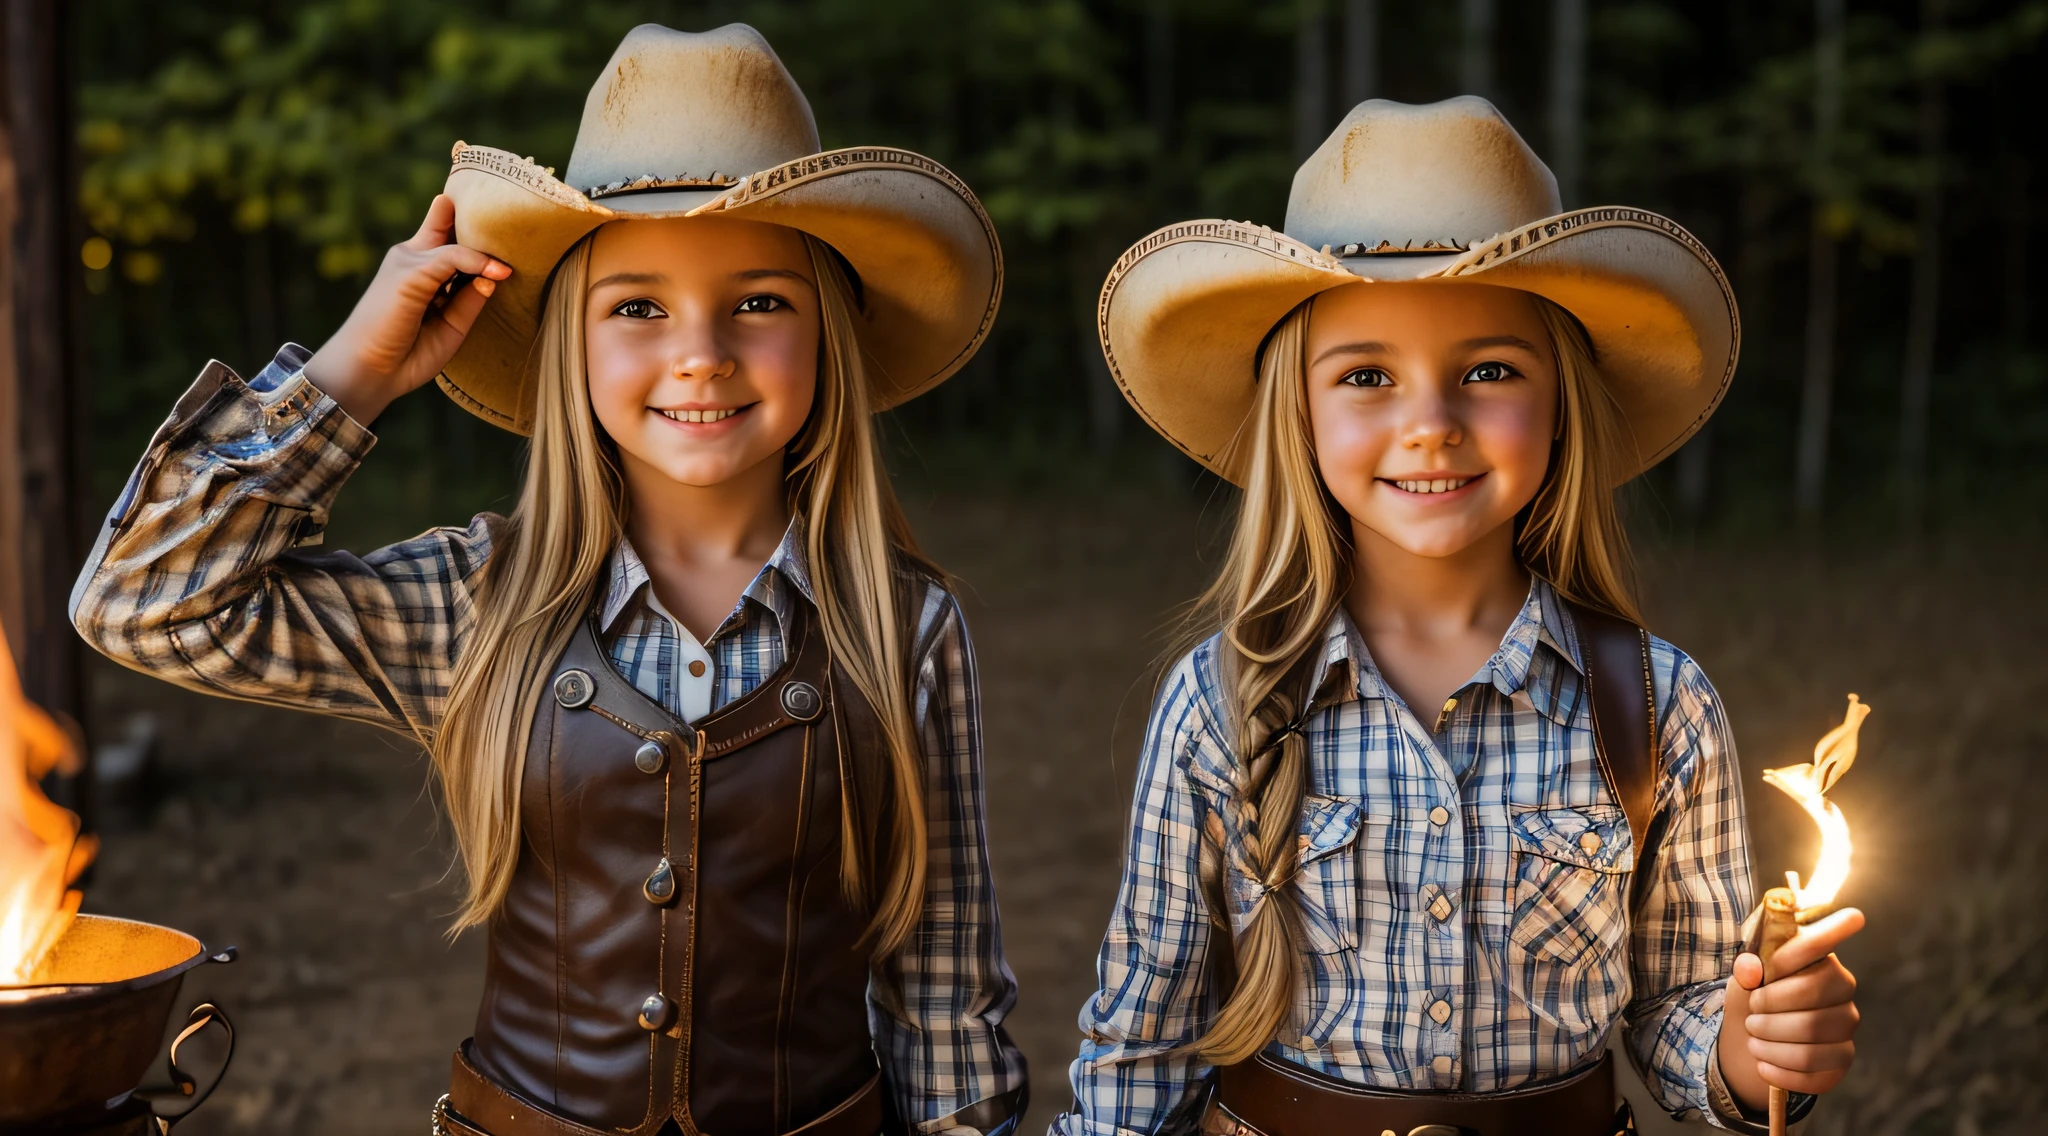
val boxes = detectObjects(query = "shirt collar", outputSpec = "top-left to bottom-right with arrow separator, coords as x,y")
598,516 -> 813,641
1311,576 -> 1586,727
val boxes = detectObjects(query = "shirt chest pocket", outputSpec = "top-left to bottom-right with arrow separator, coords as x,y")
1507,804 -> 1635,966
1290,795 -> 1363,955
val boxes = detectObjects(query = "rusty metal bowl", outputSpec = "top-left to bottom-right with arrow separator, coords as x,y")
0,914 -> 235,1133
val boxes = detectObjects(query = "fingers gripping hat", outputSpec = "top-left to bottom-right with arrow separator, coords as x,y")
439,23 -> 1000,433
1099,96 -> 1737,484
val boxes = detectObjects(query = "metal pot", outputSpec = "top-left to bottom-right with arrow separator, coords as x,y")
0,914 -> 236,1134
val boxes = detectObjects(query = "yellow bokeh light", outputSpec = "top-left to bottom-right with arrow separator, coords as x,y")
80,236 -> 112,271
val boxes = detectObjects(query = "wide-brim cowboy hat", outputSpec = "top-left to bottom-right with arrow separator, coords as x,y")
438,23 -> 1000,434
1099,96 -> 1736,484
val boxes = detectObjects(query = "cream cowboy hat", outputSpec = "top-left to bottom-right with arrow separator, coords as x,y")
1099,96 -> 1736,484
437,23 -> 1000,433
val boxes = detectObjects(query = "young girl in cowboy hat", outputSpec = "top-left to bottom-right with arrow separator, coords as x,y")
1054,98 -> 1863,1136
72,24 -> 1026,1136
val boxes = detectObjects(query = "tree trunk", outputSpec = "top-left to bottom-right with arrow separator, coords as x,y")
1547,0 -> 1586,206
1,0 -> 89,816
1896,0 -> 1946,537
1461,0 -> 1496,100
1294,0 -> 1330,161
1344,0 -> 1378,107
1794,0 -> 1845,521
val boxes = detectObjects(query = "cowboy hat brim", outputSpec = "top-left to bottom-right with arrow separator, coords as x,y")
438,143 -> 1001,434
1099,207 -> 1737,485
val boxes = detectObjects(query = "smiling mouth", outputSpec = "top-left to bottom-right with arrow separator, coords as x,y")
1385,475 -> 1481,494
656,406 -> 748,424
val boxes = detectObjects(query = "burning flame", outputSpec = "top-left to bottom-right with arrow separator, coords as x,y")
0,624 -> 96,984
1761,694 -> 1868,913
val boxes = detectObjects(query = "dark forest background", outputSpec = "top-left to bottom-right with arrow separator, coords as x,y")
75,0 -> 2048,538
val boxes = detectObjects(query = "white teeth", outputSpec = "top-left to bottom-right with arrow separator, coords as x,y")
659,407 -> 739,423
1393,477 -> 1473,494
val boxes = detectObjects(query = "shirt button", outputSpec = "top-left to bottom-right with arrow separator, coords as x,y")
1431,1055 -> 1453,1076
1297,1034 -> 1317,1051
1429,805 -> 1450,826
688,660 -> 706,678
1428,1000 -> 1452,1024
1580,831 -> 1603,855
1429,894 -> 1453,922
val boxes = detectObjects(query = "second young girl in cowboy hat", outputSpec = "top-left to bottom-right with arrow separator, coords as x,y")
1054,99 -> 1863,1136
73,24 -> 1026,1136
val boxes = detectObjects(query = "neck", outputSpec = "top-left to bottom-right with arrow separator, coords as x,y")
621,449 -> 792,569
1345,518 -> 1530,638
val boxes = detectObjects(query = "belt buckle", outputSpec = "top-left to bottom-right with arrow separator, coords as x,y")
431,1093 -> 452,1136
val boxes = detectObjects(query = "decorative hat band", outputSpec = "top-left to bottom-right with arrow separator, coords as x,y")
1327,237 -> 1470,256
588,172 -> 744,199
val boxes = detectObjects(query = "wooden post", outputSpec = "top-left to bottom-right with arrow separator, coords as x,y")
0,0 -> 88,820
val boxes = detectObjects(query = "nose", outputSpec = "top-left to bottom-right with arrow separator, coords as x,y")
665,305 -> 736,383
1396,384 -> 1464,452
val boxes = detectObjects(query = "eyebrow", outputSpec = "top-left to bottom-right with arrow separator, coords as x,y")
735,268 -> 815,287
1457,334 -> 1541,353
589,271 -> 667,290
1311,341 -> 1393,366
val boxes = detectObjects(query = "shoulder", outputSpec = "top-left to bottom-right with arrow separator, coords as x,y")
1644,630 -> 1736,784
1644,631 -> 1719,728
904,571 -> 969,665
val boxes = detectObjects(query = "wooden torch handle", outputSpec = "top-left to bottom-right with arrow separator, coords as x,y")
1756,887 -> 1801,1136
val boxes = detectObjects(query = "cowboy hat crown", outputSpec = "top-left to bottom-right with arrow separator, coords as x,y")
566,24 -> 819,211
1098,96 -> 1737,484
1287,96 -> 1560,273
438,23 -> 1000,434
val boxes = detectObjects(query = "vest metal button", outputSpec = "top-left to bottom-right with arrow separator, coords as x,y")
634,739 -> 668,775
553,669 -> 594,709
637,993 -> 675,1032
643,857 -> 676,904
781,680 -> 823,721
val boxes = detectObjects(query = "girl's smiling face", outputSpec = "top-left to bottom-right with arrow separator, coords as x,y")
1304,280 -> 1559,559
584,215 -> 820,487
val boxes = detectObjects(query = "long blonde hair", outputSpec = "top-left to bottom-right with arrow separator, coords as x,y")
430,231 -> 933,956
1186,289 -> 1637,1064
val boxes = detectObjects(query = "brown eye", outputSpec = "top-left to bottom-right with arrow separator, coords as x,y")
613,299 -> 665,319
735,294 -> 786,314
1341,367 -> 1392,388
1464,361 -> 1517,383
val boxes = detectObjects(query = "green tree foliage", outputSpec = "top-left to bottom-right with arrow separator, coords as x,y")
76,0 -> 2048,533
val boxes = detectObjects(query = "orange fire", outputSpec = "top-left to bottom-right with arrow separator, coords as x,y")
0,625 -> 96,985
1761,693 -> 1867,915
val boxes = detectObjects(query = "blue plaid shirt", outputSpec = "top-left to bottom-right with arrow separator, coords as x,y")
1053,581 -> 1758,1134
70,346 -> 1028,1134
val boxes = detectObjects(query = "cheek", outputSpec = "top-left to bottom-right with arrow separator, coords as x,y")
584,325 -> 661,428
1308,392 -> 1389,492
1468,395 -> 1556,498
738,326 -> 821,431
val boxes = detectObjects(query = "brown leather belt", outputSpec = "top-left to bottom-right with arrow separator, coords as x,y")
1205,1050 -> 1630,1136
437,1043 -> 885,1136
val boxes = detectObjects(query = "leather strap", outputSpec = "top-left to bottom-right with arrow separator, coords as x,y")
445,1042 -> 883,1136
1563,600 -> 1662,911
1209,1050 -> 1622,1136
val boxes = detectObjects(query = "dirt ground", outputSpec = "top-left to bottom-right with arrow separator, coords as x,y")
77,492 -> 2045,1135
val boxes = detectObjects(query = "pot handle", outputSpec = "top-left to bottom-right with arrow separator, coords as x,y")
148,1001 -> 235,1132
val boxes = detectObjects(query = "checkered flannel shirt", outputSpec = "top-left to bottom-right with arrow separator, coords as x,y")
70,346 -> 1028,1135
1053,579 -> 1765,1135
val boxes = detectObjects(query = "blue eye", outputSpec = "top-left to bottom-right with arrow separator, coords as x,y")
613,298 -> 664,319
736,294 -> 786,314
1464,361 -> 1517,383
1341,367 -> 1392,388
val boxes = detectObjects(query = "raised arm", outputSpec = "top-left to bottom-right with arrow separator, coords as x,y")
71,347 -> 496,737
72,195 -> 513,738
870,586 -> 1030,1134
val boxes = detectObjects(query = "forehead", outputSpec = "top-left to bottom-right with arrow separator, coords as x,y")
587,215 -> 812,278
1307,280 -> 1547,347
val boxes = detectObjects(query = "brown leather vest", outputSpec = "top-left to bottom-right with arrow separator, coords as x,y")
469,604 -> 883,1135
